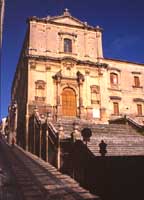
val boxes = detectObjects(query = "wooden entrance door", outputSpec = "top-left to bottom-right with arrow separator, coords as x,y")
62,88 -> 77,116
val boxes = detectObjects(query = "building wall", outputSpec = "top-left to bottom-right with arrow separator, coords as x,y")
11,11 -> 144,149
27,56 -> 144,122
28,18 -> 103,62
25,13 -> 144,122
104,59 -> 144,119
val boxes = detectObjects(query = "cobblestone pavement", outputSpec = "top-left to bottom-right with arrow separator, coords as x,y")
0,144 -> 22,200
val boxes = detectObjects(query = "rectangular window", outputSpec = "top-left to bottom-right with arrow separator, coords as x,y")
110,73 -> 118,85
35,80 -> 46,101
137,104 -> 142,116
113,102 -> 119,115
134,76 -> 140,87
64,38 -> 72,53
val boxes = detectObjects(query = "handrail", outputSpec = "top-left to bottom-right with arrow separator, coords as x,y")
109,116 -> 144,131
47,122 -> 58,147
126,116 -> 144,130
32,114 -> 58,145
48,134 -> 55,146
48,122 -> 58,138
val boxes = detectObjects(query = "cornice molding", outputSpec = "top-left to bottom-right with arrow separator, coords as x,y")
108,67 -> 121,72
133,98 -> 144,102
25,54 -> 108,68
109,96 -> 122,100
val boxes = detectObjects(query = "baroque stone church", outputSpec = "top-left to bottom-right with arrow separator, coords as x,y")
11,9 -> 144,147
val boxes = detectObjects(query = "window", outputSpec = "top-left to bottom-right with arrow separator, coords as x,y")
134,76 -> 140,87
110,73 -> 118,85
36,85 -> 44,97
113,102 -> 119,115
64,38 -> 72,53
90,85 -> 100,104
137,104 -> 142,116
35,80 -> 46,101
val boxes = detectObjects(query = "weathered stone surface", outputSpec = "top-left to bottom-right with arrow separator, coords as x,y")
0,140 -> 99,200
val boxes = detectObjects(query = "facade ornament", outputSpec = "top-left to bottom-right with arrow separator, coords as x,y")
63,8 -> 71,17
71,121 -> 81,142
63,61 -> 74,70
76,71 -> 85,84
58,123 -> 65,139
53,70 -> 62,83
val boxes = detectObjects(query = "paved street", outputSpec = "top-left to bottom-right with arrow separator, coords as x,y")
0,143 -> 21,200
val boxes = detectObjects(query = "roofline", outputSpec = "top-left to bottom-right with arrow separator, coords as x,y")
104,57 -> 144,66
27,16 -> 103,32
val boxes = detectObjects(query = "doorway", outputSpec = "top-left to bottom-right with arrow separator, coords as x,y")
62,88 -> 77,116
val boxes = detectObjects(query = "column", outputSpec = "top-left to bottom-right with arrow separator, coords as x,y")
84,30 -> 89,57
25,113 -> 29,151
79,80 -> 84,118
33,116 -> 36,154
56,78 -> 61,119
96,29 -> 103,60
45,129 -> 49,162
45,117 -> 49,162
29,21 -> 37,53
39,124 -> 42,158
77,71 -> 84,118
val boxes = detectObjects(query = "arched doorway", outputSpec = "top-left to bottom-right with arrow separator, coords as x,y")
62,88 -> 77,116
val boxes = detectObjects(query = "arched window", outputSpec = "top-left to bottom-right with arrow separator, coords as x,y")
64,38 -> 72,53
110,73 -> 118,85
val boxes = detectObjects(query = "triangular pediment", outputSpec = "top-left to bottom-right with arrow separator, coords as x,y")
46,9 -> 93,28
50,13 -> 85,27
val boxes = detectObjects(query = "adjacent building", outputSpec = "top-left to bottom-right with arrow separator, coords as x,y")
11,9 -> 144,148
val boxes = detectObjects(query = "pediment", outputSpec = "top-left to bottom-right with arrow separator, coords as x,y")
50,16 -> 85,27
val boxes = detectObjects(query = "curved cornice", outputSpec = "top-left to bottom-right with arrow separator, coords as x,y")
25,54 -> 108,68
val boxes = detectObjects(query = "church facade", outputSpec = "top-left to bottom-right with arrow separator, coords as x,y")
11,9 -> 144,148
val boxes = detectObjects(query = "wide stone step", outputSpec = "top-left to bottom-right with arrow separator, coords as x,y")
54,120 -> 144,156
55,123 -> 142,136
87,141 -> 144,156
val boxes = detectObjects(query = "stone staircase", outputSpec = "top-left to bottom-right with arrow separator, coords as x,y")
54,119 -> 144,156
0,139 -> 99,200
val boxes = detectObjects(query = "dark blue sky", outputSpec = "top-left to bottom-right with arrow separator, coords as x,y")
1,0 -> 144,119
